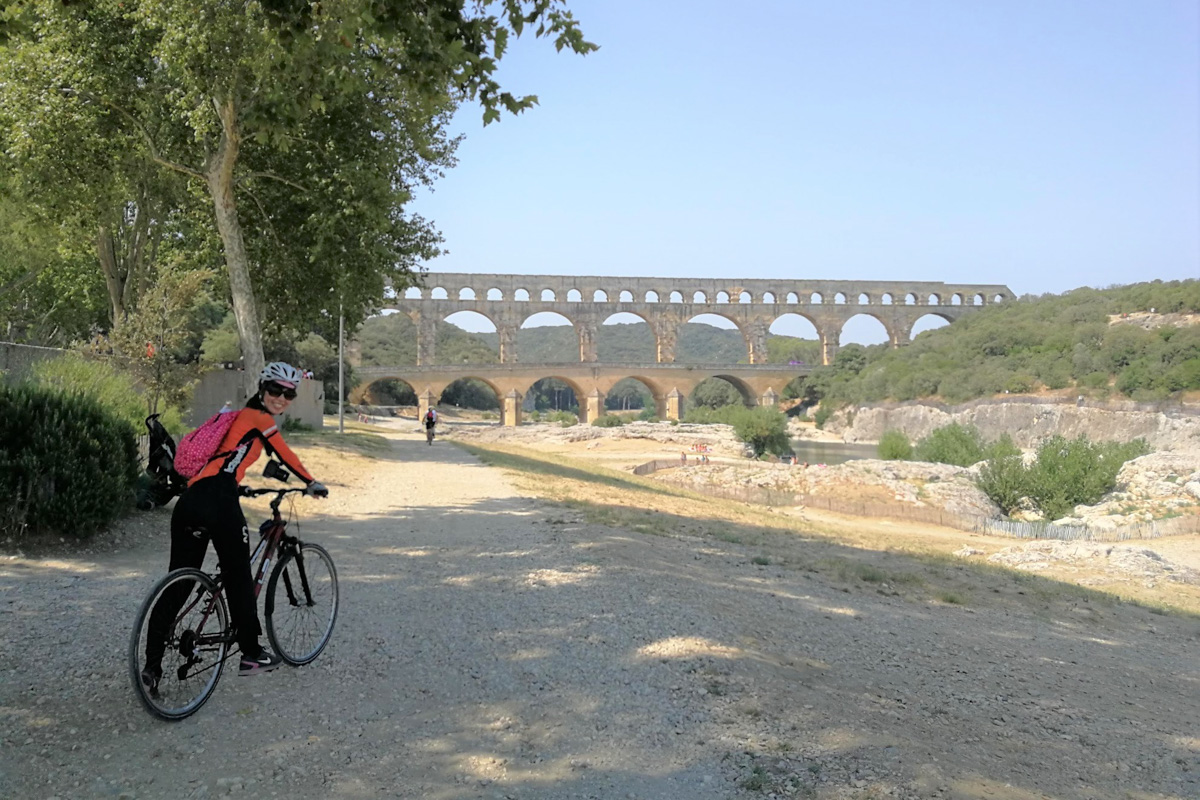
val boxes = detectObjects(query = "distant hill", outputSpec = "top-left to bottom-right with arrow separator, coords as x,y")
816,280 -> 1200,407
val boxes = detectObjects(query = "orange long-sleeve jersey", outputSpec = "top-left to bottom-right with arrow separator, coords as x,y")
188,407 -> 315,487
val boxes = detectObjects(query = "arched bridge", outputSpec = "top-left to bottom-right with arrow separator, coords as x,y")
369,272 -> 1012,425
356,362 -> 813,426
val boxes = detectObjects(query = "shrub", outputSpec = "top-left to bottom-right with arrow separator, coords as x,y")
591,415 -> 625,428
976,453 -> 1027,515
813,404 -> 833,429
914,423 -> 986,466
0,383 -> 140,540
976,434 -> 1150,520
877,430 -> 913,460
637,406 -> 658,422
27,352 -> 185,434
731,406 -> 791,458
547,410 -> 578,427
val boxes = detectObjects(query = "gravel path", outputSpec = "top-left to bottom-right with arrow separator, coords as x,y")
2,431 -> 1198,799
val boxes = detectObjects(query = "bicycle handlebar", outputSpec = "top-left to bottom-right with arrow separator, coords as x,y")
239,486 -> 311,511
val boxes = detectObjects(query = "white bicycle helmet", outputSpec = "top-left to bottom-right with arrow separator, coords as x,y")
259,361 -> 303,388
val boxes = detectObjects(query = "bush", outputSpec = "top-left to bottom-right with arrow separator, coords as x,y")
28,352 -> 185,434
976,434 -> 1150,520
914,423 -> 986,466
813,404 -> 833,429
592,414 -> 625,428
637,406 -> 659,422
0,383 -> 140,540
547,410 -> 578,427
877,430 -> 913,460
732,407 -> 791,458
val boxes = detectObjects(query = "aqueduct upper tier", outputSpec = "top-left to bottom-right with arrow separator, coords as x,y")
384,272 -> 1014,366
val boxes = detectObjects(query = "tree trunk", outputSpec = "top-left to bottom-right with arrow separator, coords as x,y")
96,224 -> 126,324
205,97 -> 265,393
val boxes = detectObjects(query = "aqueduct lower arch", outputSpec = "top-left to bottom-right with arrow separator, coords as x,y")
386,272 -> 1013,367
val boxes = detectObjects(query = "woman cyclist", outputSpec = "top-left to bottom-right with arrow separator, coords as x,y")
141,362 -> 328,690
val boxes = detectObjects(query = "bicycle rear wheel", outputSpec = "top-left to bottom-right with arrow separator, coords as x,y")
129,568 -> 230,720
265,542 -> 339,665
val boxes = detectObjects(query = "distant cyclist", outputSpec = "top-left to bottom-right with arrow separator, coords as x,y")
423,407 -> 438,445
141,362 -> 329,691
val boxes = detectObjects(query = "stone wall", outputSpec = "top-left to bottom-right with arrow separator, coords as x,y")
826,400 -> 1200,453
189,369 -> 324,429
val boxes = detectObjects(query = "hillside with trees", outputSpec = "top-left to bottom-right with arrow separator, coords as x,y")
807,280 -> 1200,411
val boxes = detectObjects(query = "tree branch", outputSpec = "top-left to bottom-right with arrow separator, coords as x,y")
62,87 -> 205,180
238,171 -> 309,192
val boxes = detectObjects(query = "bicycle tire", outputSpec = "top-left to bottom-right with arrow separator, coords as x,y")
265,542 -> 339,665
129,568 -> 230,721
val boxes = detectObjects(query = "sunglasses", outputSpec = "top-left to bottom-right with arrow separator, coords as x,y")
263,383 -> 297,401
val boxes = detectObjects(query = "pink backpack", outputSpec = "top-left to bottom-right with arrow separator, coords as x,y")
174,409 -> 240,479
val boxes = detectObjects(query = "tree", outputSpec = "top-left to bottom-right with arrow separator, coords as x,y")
1,0 -> 596,389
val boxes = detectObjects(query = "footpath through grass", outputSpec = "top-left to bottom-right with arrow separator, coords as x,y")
455,440 -> 1200,619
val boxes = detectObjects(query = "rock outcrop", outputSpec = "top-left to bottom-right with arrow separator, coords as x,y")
825,400 -> 1200,453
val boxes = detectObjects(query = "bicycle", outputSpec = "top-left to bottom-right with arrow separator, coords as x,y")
425,423 -> 436,445
128,484 -> 339,721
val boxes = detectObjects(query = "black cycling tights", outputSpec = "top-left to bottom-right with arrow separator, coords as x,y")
146,474 -> 262,666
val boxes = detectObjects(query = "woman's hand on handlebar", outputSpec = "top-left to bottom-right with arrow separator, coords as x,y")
304,480 -> 328,498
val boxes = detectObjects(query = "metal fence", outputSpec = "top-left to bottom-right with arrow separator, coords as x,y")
633,459 -> 1200,542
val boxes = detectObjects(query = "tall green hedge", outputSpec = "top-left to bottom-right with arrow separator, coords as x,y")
0,383 -> 140,540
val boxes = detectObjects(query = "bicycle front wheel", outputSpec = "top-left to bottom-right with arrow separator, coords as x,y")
265,542 -> 339,665
129,568 -> 230,721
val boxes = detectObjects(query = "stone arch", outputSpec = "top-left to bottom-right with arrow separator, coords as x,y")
810,292 -> 823,304
681,312 -> 748,363
881,293 -> 893,305
567,289 -> 583,302
715,291 -> 730,304
973,293 -> 984,306
669,291 -> 684,303
645,290 -> 659,303
519,311 -> 578,359
993,294 -> 1005,303
459,287 -> 476,300
689,374 -> 756,408
768,313 -> 820,365
487,287 -> 503,300
514,288 -> 530,301
442,311 -> 501,362
358,376 -> 418,406
951,293 -> 963,306
439,376 -> 502,412
927,293 -> 940,305
404,286 -> 422,299
834,292 -> 847,304
738,291 -> 752,304
431,287 -> 449,299
593,289 -> 608,302
838,313 -> 889,346
522,375 -> 587,415
619,290 -> 634,302
541,289 -> 557,302
786,292 -> 798,303
910,312 -> 953,339
857,293 -> 870,305
763,292 -> 776,304
693,291 -> 707,303
604,376 -> 660,414
599,312 -> 657,361
905,293 -> 917,305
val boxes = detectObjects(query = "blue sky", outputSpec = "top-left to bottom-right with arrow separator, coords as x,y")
411,0 -> 1199,342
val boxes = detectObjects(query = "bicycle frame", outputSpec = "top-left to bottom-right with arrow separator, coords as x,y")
174,487 -> 309,655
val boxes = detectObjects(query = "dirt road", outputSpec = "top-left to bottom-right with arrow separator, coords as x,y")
2,430 -> 1198,799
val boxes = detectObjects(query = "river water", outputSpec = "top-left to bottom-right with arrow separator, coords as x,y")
789,439 -> 878,466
